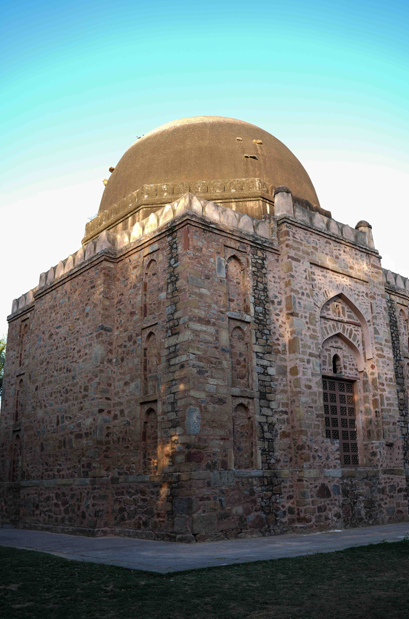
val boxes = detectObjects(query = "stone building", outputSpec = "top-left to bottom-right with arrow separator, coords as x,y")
1,116 -> 408,541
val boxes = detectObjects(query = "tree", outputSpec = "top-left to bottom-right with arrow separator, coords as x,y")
0,336 -> 6,398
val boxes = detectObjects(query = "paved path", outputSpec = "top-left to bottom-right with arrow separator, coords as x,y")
0,523 -> 408,573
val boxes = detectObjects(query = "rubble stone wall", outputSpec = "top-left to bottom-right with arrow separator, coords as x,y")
1,196 -> 408,540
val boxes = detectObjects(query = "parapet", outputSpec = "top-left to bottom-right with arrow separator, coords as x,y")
383,269 -> 409,294
9,193 -> 272,318
11,287 -> 38,316
273,187 -> 376,250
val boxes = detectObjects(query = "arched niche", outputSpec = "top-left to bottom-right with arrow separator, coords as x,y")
226,254 -> 248,313
321,292 -> 373,360
143,258 -> 158,318
142,408 -> 158,474
322,331 -> 365,373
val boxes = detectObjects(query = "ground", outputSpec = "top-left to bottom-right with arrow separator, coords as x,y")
1,540 -> 409,619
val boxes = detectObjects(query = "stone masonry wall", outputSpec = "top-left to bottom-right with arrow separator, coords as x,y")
385,291 -> 409,503
1,200 -> 408,539
275,211 -> 406,530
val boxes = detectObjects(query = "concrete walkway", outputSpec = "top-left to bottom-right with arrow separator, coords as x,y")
1,523 -> 408,574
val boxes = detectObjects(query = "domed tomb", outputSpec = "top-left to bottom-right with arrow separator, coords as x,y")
84,116 -> 327,243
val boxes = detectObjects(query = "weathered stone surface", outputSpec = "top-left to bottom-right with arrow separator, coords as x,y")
65,255 -> 74,273
131,222 -> 143,241
205,201 -> 221,222
238,214 -> 253,233
216,256 -> 226,277
211,471 -> 235,487
75,247 -> 85,266
174,498 -> 199,515
274,190 -> 293,217
221,208 -> 238,228
116,230 -> 130,249
144,213 -> 158,234
46,268 -> 54,285
85,241 -> 95,260
342,225 -> 356,242
312,212 -> 327,230
255,220 -> 270,238
186,407 -> 201,435
192,513 -> 217,535
160,203 -> 174,225
55,261 -> 65,279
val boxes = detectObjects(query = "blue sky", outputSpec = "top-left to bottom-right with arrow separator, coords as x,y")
1,0 -> 409,333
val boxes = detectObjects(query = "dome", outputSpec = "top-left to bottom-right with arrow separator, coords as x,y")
99,116 -> 320,214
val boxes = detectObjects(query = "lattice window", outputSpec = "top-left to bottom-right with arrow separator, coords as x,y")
322,378 -> 359,466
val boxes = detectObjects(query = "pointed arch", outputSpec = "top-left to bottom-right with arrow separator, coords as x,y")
143,331 -> 159,396
226,255 -> 248,313
321,291 -> 373,360
233,403 -> 253,470
322,331 -> 364,372
142,407 -> 158,474
230,325 -> 249,387
143,258 -> 158,318
332,353 -> 342,374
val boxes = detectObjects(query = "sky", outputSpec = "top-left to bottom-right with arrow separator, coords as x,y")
1,0 -> 409,337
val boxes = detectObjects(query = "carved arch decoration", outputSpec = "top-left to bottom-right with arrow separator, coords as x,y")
224,248 -> 248,270
318,290 -> 373,360
399,307 -> 408,319
321,331 -> 365,372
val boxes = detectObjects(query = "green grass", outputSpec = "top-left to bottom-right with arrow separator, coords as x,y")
1,540 -> 409,619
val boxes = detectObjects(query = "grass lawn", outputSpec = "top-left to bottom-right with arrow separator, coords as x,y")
1,540 -> 409,619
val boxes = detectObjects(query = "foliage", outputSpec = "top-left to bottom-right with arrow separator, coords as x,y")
0,336 -> 5,397
1,540 -> 409,618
